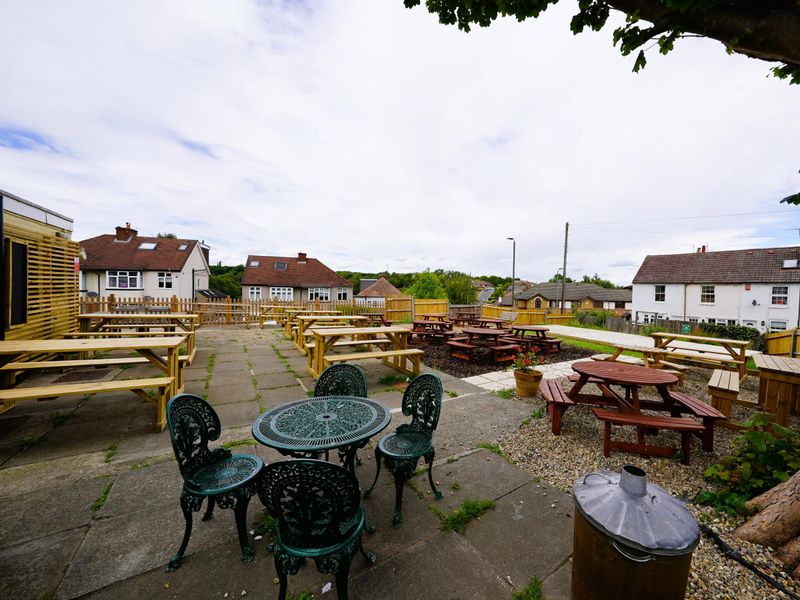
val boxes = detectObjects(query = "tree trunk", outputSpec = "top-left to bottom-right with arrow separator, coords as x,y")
735,470 -> 800,575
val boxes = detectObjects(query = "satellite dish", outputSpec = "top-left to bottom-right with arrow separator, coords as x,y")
87,291 -> 98,298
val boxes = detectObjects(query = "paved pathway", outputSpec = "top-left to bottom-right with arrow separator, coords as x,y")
462,359 -> 585,391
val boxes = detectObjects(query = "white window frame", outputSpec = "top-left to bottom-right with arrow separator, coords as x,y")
308,287 -> 330,301
157,272 -> 173,289
772,286 -> 789,306
769,320 -> 788,333
700,285 -> 715,304
654,285 -> 665,302
106,270 -> 141,289
249,286 -> 262,300
642,313 -> 655,324
269,286 -> 293,301
336,287 -> 348,301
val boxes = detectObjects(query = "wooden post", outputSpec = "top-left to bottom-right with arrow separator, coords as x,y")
170,295 -> 178,313
226,296 -> 232,324
791,328 -> 797,358
108,293 -> 116,312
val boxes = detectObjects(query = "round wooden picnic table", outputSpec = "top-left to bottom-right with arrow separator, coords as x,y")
461,327 -> 508,342
569,360 -> 677,415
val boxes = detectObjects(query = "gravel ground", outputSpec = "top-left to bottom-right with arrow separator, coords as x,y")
499,367 -> 800,599
412,339 -> 596,378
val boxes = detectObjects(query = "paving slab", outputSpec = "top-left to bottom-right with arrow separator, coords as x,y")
255,371 -> 299,389
0,476 -> 109,547
6,416 -> 131,468
1,528 -> 88,599
260,385 -> 308,407
207,381 -> 257,405
212,360 -> 250,373
214,399 -> 261,428
542,558 -> 573,600
366,389 -> 404,411
96,460 -> 182,518
349,530 -> 512,600
0,451 -> 112,498
115,428 -> 173,465
464,480 -> 574,589
57,497 -> 249,598
71,392 -> 150,424
250,360 -> 289,375
0,412 -> 54,451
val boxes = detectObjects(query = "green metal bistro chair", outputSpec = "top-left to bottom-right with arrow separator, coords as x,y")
314,364 -> 369,464
165,394 -> 264,571
258,459 -> 376,600
364,373 -> 443,527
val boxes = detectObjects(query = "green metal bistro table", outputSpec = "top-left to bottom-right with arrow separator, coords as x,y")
251,396 -> 391,473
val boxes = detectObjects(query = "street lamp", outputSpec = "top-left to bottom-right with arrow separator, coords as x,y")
507,237 -> 516,308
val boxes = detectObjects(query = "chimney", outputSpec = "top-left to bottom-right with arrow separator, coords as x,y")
297,252 -> 307,263
115,223 -> 138,241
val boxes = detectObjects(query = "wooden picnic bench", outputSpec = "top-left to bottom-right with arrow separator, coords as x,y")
326,348 -> 424,376
651,332 -> 749,380
446,340 -> 479,361
539,379 -> 575,435
667,391 -> 726,451
591,408 -> 705,465
308,326 -> 417,378
707,369 -> 744,429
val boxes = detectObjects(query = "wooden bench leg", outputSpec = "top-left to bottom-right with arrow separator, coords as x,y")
701,418 -> 714,452
602,421 -> 611,457
552,404 -> 562,435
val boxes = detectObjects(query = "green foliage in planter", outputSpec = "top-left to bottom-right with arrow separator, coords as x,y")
695,414 -> 800,514
699,322 -> 764,352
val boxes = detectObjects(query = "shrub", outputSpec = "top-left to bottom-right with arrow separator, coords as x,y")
695,414 -> 800,514
700,322 -> 765,351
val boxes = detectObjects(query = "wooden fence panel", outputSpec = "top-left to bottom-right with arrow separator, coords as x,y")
385,295 -> 412,322
764,330 -> 799,356
414,299 -> 448,318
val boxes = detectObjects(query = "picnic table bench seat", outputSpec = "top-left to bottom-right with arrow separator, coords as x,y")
490,343 -> 520,364
325,348 -> 424,376
707,368 -> 745,429
0,353 -> 194,372
446,340 -> 479,361
0,377 -> 174,430
539,379 -> 575,435
591,408 -> 706,465
667,390 -> 726,450
567,373 -> 606,385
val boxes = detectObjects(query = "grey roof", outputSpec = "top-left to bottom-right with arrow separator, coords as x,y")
633,246 -> 800,284
517,283 -> 631,303
477,287 -> 494,304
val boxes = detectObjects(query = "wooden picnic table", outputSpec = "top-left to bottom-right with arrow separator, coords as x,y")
752,354 -> 800,425
651,332 -> 749,380
0,336 -> 186,430
78,312 -> 198,359
569,360 -> 677,412
308,326 -> 418,378
282,309 -> 342,337
471,317 -> 507,329
459,327 -> 519,363
358,313 -> 391,326
294,315 -> 368,354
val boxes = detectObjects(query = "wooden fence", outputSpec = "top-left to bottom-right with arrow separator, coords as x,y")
764,329 -> 800,357
479,305 -> 573,326
414,299 -> 449,319
385,296 -> 412,322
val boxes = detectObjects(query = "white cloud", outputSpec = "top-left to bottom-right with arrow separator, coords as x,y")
1,0 -> 798,285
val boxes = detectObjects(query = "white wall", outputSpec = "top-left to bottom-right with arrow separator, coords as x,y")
632,282 -> 800,331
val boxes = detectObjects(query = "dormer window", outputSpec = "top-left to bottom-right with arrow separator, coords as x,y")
275,261 -> 288,270
177,244 -> 188,251
138,242 -> 157,250
250,260 -> 260,267
782,259 -> 799,269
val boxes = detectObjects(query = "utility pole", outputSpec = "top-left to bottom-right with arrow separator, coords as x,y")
560,222 -> 569,314
507,237 -> 516,308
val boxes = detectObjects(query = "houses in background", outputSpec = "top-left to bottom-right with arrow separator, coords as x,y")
631,245 -> 800,333
241,252 -> 353,302
79,223 -> 211,299
356,277 -> 403,305
514,282 -> 632,314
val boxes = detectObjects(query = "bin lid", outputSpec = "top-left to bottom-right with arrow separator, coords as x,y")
573,466 -> 699,556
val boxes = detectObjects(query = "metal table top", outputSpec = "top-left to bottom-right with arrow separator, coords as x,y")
251,396 -> 391,453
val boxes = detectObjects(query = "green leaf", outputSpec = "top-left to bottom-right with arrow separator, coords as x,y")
632,50 -> 647,73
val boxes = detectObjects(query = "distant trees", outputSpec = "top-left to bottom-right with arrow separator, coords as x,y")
548,273 -> 574,284
407,271 -> 448,299
209,264 -> 244,298
440,271 -> 478,304
156,232 -> 177,239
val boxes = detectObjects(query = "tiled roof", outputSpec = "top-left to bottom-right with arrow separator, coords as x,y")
633,247 -> 800,284
242,254 -> 352,288
80,235 -> 199,271
516,283 -> 632,302
356,277 -> 403,297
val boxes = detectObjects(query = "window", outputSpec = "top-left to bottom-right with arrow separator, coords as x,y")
177,244 -> 188,251
308,287 -> 330,301
688,317 -> 699,323
728,319 -> 737,326
615,301 -> 626,309
336,287 -> 348,301
107,270 -> 141,289
269,286 -> 293,301
783,259 -> 798,269
654,285 -> 665,302
274,261 -> 288,270
249,287 -> 262,300
642,313 -> 655,324
534,297 -> 542,309
700,285 -> 715,303
772,286 -> 789,305
249,260 -> 259,267
157,272 -> 173,289
7,240 -> 28,326
138,242 -> 157,250
769,320 -> 788,333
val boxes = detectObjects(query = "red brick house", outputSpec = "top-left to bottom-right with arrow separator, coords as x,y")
241,252 -> 352,302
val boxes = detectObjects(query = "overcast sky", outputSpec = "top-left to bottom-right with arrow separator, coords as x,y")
2,0 -> 798,285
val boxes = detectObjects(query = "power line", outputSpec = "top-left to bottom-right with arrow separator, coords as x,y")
574,209 -> 795,226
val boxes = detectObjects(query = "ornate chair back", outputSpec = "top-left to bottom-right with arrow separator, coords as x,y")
166,394 -> 223,478
400,373 -> 442,436
314,364 -> 368,398
259,460 -> 362,550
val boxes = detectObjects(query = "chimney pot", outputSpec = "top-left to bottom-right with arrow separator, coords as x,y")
115,224 -> 138,241
297,252 -> 307,263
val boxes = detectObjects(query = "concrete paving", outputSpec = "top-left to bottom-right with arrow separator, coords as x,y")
0,326 -> 575,599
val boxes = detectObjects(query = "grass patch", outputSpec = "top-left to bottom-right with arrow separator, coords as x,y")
556,337 -> 639,358
495,388 -> 515,400
476,441 -> 510,462
451,483 -> 460,491
91,480 -> 114,517
434,498 -> 495,534
51,411 -> 72,427
407,479 -> 425,499
530,407 -> 545,419
446,456 -> 458,464
222,438 -> 253,450
513,576 -> 543,600
287,593 -> 313,600
104,442 -> 118,463
446,390 -> 458,398
379,373 -> 407,386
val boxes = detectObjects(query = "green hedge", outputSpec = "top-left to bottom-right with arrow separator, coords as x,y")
699,323 -> 765,352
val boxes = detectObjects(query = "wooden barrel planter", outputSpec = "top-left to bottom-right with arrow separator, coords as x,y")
514,369 -> 543,397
